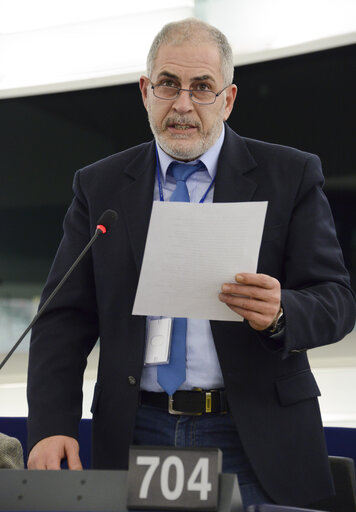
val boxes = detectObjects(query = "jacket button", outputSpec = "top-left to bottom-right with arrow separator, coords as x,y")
128,376 -> 137,385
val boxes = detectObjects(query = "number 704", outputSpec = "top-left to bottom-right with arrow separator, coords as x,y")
137,455 -> 212,501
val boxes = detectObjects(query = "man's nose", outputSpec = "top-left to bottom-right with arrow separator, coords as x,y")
172,89 -> 194,113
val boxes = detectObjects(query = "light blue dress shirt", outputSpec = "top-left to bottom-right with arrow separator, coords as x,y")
140,125 -> 226,392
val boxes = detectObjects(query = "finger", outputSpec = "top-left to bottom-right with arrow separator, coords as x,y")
28,449 -> 61,470
221,283 -> 275,301
219,293 -> 276,316
225,304 -> 273,331
27,452 -> 46,470
45,454 -> 62,470
234,273 -> 278,289
27,436 -> 80,471
65,441 -> 83,470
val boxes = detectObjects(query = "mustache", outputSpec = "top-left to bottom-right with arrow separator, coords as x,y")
163,116 -> 201,130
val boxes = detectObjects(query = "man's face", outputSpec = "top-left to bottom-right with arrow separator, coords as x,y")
140,42 -> 237,161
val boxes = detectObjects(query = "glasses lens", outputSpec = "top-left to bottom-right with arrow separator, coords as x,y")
191,90 -> 216,104
154,85 -> 178,100
153,85 -> 216,104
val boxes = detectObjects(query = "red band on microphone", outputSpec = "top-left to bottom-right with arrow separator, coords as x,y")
97,224 -> 107,234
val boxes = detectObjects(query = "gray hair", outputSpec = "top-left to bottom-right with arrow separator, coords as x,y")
146,18 -> 234,87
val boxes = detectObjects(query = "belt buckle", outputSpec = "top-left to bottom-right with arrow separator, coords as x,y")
168,394 -> 203,416
168,389 -> 213,416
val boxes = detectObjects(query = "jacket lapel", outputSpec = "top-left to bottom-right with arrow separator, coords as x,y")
118,141 -> 156,273
213,124 -> 258,203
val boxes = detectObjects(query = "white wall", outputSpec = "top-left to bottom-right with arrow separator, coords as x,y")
1,0 -> 355,98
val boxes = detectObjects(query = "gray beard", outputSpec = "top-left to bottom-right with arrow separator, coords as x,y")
147,108 -> 225,161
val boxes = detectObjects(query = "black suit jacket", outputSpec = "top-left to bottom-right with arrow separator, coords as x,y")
27,124 -> 355,506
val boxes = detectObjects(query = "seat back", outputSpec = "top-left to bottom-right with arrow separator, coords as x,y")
246,505 -> 324,511
311,455 -> 356,512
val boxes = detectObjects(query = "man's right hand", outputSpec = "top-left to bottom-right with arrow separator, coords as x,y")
27,435 -> 83,470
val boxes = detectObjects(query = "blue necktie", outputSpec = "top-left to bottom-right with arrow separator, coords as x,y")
157,160 -> 206,395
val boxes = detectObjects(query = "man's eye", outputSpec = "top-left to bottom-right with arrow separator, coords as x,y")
195,83 -> 211,91
161,80 -> 176,88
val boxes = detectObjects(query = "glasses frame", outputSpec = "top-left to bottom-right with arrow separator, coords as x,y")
150,81 -> 232,105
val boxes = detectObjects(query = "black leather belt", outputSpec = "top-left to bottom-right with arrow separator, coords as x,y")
140,389 -> 229,415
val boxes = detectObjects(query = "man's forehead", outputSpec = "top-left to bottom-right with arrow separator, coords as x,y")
156,70 -> 216,83
151,43 -> 222,81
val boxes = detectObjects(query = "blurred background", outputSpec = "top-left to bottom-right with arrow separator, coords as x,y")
0,0 -> 355,425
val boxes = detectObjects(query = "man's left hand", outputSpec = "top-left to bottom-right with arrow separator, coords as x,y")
219,273 -> 281,331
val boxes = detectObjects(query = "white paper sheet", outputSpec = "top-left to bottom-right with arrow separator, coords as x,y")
132,201 -> 268,321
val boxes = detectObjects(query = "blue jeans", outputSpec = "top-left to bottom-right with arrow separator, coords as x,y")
133,405 -> 273,510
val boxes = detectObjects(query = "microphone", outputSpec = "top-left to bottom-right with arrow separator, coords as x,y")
0,209 -> 118,371
96,209 -> 118,235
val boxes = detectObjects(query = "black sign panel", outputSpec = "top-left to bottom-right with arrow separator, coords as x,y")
127,446 -> 222,510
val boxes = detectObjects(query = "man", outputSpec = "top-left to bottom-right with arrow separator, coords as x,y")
27,18 -> 355,509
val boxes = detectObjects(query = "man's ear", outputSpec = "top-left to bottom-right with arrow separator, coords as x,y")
140,76 -> 150,110
223,84 -> 237,121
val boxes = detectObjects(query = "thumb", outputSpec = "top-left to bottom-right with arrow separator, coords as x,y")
65,439 -> 83,470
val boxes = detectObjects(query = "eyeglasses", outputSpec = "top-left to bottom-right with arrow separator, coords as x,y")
150,82 -> 231,105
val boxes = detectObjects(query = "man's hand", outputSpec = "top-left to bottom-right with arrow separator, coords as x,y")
219,273 -> 281,331
27,435 -> 83,470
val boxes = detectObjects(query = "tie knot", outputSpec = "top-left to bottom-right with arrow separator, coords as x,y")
169,161 -> 205,183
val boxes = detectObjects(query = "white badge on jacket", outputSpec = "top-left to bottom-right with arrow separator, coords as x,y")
144,317 -> 173,366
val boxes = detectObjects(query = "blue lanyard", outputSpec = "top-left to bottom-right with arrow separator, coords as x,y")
155,144 -> 215,203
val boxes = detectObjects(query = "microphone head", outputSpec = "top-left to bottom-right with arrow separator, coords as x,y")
96,209 -> 118,234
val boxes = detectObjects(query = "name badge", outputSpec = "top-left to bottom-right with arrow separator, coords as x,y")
144,317 -> 173,366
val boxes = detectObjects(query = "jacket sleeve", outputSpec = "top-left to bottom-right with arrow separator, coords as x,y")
27,170 -> 99,453
260,154 -> 355,358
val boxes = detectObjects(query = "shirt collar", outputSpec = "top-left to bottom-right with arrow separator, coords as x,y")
156,123 -> 225,182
